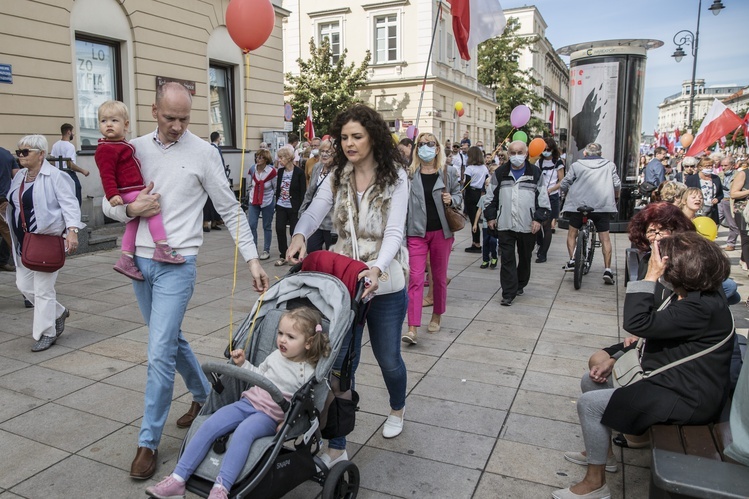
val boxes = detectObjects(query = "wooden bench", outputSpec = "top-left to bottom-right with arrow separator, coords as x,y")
649,418 -> 749,498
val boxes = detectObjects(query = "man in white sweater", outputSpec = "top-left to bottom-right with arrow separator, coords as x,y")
103,82 -> 269,480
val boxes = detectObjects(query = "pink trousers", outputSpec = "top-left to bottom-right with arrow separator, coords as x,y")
120,190 -> 168,253
407,230 -> 453,326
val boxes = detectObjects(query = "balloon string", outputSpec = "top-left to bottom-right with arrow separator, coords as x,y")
229,52 -> 252,351
502,127 -> 516,147
243,291 -> 266,352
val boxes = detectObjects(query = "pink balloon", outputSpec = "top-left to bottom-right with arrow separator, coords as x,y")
510,105 -> 531,128
406,125 -> 419,140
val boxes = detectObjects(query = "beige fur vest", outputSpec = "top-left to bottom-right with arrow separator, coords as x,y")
331,162 -> 409,281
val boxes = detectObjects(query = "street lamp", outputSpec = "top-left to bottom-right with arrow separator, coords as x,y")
671,0 -> 725,130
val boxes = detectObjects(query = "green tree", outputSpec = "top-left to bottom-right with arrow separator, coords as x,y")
285,39 -> 371,137
477,17 -> 547,146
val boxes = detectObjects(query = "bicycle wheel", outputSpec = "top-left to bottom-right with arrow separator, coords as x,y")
573,229 -> 585,289
584,223 -> 596,275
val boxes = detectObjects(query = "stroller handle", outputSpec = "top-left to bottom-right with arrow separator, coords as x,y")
202,361 -> 290,413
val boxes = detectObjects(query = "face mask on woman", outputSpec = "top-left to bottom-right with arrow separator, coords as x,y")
509,155 -> 526,167
418,145 -> 437,162
701,168 -> 713,175
542,151 -> 552,158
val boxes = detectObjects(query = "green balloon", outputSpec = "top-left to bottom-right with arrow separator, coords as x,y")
512,131 -> 528,143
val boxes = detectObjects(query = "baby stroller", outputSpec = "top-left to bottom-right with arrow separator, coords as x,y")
182,252 -> 368,498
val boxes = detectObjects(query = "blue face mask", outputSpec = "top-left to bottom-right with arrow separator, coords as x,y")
418,145 -> 437,162
542,151 -> 552,158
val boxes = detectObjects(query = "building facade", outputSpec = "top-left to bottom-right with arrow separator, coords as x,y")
503,6 -> 570,146
657,80 -> 748,132
282,0 -> 498,146
0,0 -> 289,225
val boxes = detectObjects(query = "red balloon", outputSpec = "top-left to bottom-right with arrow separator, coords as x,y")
529,137 -> 546,158
322,134 -> 331,141
226,0 -> 275,53
457,108 -> 465,117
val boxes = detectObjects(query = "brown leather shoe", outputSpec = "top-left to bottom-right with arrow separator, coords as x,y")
176,401 -> 202,428
129,446 -> 157,480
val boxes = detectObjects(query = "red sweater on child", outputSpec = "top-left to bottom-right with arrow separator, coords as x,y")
95,139 -> 146,200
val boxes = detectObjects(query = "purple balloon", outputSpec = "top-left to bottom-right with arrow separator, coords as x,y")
510,105 -> 531,128
406,125 -> 419,140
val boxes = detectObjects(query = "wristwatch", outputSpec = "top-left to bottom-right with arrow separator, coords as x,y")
68,228 -> 79,233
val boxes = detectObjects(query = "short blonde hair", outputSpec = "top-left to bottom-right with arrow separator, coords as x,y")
408,132 -> 445,176
658,181 -> 687,204
97,100 -> 130,122
677,186 -> 703,209
277,145 -> 294,160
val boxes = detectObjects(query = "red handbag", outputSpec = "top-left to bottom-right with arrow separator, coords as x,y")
18,180 -> 66,272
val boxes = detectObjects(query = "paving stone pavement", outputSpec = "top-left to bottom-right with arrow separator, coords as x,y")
1,223 -> 746,499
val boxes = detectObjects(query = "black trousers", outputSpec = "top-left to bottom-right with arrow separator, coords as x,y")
498,230 -> 536,299
275,205 -> 298,256
307,229 -> 333,253
464,187 -> 482,246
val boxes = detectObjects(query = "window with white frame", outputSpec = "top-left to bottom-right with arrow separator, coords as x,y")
209,64 -> 235,147
319,21 -> 341,64
374,14 -> 398,63
75,36 -> 122,148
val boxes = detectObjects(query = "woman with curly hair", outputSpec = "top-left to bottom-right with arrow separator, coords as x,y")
286,104 -> 409,465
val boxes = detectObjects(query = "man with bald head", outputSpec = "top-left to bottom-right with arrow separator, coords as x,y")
103,82 -> 269,480
485,140 -> 550,306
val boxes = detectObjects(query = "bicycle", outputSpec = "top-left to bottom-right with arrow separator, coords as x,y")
570,205 -> 598,290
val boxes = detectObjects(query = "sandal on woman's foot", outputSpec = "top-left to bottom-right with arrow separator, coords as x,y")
274,259 -> 286,266
427,321 -> 440,333
422,297 -> 433,307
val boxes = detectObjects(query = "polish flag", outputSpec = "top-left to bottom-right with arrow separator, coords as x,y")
674,128 -> 680,142
654,130 -> 660,141
731,111 -> 749,142
686,99 -> 743,156
304,101 -> 315,140
549,103 -> 556,136
450,0 -> 507,61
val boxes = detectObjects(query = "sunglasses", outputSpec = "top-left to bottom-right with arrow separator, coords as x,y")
418,141 -> 437,148
320,150 -> 333,156
16,148 -> 40,157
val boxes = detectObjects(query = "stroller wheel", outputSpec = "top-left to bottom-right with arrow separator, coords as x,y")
322,461 -> 360,499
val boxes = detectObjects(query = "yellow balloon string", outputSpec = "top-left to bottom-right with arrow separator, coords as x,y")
242,291 -> 266,352
228,52 -> 252,352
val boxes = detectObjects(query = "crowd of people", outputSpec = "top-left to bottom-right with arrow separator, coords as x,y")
2,94 -> 748,499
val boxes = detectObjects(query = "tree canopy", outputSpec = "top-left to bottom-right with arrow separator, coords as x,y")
285,38 -> 371,138
477,17 -> 547,146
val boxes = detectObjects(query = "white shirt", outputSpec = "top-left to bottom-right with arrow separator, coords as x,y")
464,164 -> 489,189
50,140 -> 76,168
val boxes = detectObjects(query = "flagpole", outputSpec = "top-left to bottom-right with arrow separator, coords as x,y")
414,0 -> 443,134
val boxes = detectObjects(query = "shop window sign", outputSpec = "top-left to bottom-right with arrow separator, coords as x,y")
75,39 -> 118,147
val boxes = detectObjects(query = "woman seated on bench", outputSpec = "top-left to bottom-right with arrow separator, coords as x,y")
554,231 -> 734,499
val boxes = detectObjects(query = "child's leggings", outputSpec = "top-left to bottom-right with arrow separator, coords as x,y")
173,398 -> 276,490
120,190 -> 168,253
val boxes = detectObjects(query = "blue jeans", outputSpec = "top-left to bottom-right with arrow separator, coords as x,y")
482,228 -> 498,262
247,204 -> 274,253
174,398 -> 276,490
133,255 -> 211,450
329,288 -> 408,450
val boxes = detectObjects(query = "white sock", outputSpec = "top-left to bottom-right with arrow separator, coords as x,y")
171,473 -> 185,483
605,268 -> 612,273
212,483 -> 227,492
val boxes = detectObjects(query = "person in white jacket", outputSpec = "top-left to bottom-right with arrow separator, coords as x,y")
560,143 -> 621,284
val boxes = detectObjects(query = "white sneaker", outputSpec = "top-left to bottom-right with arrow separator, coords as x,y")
259,251 -> 270,260
382,409 -> 405,438
552,484 -> 610,499
319,450 -> 348,469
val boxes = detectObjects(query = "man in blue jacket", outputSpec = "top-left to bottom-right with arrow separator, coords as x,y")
644,146 -> 667,186
485,140 -> 550,306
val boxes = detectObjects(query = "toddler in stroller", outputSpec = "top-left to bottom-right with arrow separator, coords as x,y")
148,252 -> 366,499
146,307 -> 330,499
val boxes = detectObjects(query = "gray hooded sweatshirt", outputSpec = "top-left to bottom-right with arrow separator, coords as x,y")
560,155 -> 620,213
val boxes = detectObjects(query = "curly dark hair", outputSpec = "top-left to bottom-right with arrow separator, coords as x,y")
628,202 -> 695,252
659,231 -> 729,292
545,137 -> 560,163
329,104 -> 400,190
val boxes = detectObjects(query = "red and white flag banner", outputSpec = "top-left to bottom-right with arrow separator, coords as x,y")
686,99 -> 743,157
304,101 -> 315,140
549,103 -> 556,136
450,0 -> 506,61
